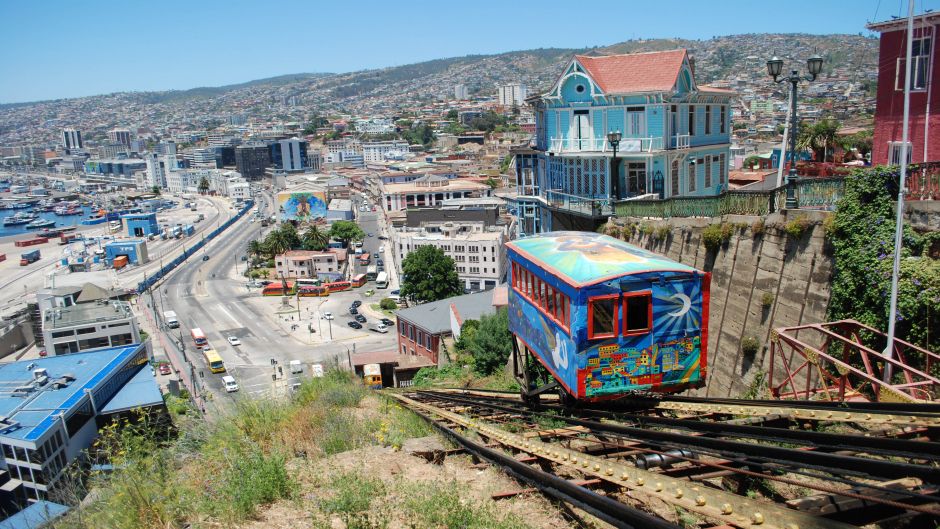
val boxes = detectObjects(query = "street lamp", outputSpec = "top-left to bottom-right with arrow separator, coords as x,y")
766,53 -> 824,209
607,130 -> 622,200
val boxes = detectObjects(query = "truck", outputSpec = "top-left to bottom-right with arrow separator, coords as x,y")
19,250 -> 40,266
183,224 -> 195,237
171,226 -> 182,239
369,323 -> 389,334
163,310 -> 179,329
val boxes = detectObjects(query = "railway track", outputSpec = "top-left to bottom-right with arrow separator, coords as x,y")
391,389 -> 940,529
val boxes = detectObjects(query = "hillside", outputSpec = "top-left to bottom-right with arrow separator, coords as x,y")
0,33 -> 878,144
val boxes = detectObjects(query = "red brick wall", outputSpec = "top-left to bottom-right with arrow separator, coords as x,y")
396,318 -> 440,364
872,25 -> 940,165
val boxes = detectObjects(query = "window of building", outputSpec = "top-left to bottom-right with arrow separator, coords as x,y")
704,155 -> 712,188
76,327 -> 96,335
627,162 -> 647,195
688,161 -> 696,192
889,141 -> 913,166
425,334 -> 431,349
409,325 -> 415,341
79,337 -> 110,350
896,36 -> 932,91
718,153 -> 726,184
705,106 -> 711,134
622,292 -> 652,335
54,342 -> 78,355
469,256 -> 478,263
470,267 -> 479,274
719,106 -> 727,134
687,105 -> 695,134
400,322 -> 406,336
588,296 -> 618,339
671,159 -> 680,196
51,330 -> 74,339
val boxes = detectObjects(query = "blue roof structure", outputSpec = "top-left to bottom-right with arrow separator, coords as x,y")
100,365 -> 162,414
0,500 -> 68,529
0,345 -> 144,442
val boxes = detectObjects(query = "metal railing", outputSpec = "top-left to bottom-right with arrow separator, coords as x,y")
549,137 -> 663,154
907,162 -> 940,200
670,134 -> 690,149
545,190 -> 613,217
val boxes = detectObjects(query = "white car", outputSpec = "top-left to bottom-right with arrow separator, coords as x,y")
322,312 -> 334,320
227,336 -> 241,346
222,375 -> 239,393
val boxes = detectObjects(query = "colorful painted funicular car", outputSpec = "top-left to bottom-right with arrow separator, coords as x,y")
506,232 -> 710,403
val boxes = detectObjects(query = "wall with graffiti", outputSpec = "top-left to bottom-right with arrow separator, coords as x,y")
277,190 -> 327,222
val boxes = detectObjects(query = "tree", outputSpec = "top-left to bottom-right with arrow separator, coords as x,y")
198,177 -> 210,195
797,118 -> 841,162
400,245 -> 462,304
301,224 -> 329,251
743,155 -> 762,169
840,129 -> 873,161
485,177 -> 499,189
247,239 -> 265,260
150,186 -> 161,195
379,298 -> 397,311
445,109 -> 458,121
328,221 -> 365,247
467,308 -> 512,375
401,123 -> 435,148
264,223 -> 301,256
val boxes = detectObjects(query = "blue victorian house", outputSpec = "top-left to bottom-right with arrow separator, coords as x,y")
513,49 -> 733,236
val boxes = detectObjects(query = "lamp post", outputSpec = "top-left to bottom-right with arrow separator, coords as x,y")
607,130 -> 622,200
766,53 -> 824,209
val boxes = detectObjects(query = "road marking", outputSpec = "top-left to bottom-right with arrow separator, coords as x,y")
216,304 -> 242,327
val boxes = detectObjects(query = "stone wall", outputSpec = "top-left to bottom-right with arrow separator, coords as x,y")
610,209 -> 832,398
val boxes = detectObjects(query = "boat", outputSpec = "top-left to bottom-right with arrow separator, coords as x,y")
2,212 -> 37,225
25,219 -> 56,229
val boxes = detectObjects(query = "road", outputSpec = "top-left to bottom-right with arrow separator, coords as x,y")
152,189 -> 400,408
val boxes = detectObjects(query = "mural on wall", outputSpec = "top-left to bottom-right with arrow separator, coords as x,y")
508,276 -> 704,399
278,191 -> 327,222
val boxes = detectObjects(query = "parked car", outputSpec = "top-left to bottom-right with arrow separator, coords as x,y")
367,232 -> 374,237
376,259 -> 384,267
370,323 -> 389,333
227,336 -> 241,346
202,255 -> 210,261
372,252 -> 380,259
378,235 -> 388,240
158,364 -> 172,375
349,307 -> 359,315
322,312 -> 334,320
351,300 -> 362,308
347,321 -> 362,329
380,318 -> 395,327
355,314 -> 367,323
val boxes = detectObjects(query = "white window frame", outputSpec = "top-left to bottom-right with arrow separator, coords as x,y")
888,141 -> 913,165
895,34 -> 932,92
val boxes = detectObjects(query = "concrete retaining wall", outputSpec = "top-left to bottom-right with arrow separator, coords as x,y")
612,209 -> 832,397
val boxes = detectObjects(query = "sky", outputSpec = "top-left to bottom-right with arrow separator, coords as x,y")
0,0 -> 937,104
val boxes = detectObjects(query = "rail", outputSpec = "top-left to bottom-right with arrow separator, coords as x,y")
392,390 -> 940,528
549,137 -> 663,153
545,189 -> 612,217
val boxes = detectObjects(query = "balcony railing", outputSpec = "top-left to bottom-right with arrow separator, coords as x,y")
545,189 -> 613,218
549,137 -> 663,154
670,134 -> 690,149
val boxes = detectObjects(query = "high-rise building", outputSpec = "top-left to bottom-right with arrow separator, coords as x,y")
144,153 -> 168,189
235,143 -> 271,180
454,84 -> 468,100
269,138 -> 308,172
155,141 -> 177,156
497,83 -> 527,107
108,128 -> 132,147
187,148 -> 220,169
62,128 -> 83,152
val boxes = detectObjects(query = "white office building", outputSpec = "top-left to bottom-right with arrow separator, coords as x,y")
454,84 -> 468,100
361,141 -> 411,163
42,301 -> 141,356
394,221 -> 507,292
497,83 -> 527,107
355,118 -> 395,135
188,148 -> 219,169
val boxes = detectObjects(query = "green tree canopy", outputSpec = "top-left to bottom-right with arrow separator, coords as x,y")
445,109 -> 458,121
743,155 -> 762,169
797,118 -> 841,162
401,124 -> 435,148
400,245 -> 462,304
301,224 -> 329,251
197,177 -> 210,194
264,223 -> 301,256
150,186 -> 161,195
328,220 -> 365,247
467,308 -> 512,376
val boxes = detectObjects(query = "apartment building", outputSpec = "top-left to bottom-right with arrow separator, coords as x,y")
41,300 -> 141,355
361,140 -> 410,163
394,220 -> 506,292
497,83 -> 527,106
274,250 -> 342,279
355,118 -> 395,135
107,128 -> 131,147
380,175 -> 492,212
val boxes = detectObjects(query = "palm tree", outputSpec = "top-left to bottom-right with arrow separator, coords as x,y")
198,177 -> 210,195
302,224 -> 329,251
265,230 -> 291,257
247,239 -> 264,261
797,119 -> 840,162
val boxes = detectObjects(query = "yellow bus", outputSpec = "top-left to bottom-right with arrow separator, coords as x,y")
203,349 -> 225,373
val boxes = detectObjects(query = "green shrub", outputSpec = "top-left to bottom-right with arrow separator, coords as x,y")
702,223 -> 733,252
761,292 -> 774,308
320,471 -> 385,515
399,481 -> 529,529
379,297 -> 397,311
209,443 -> 294,522
784,215 -> 811,238
654,225 -> 671,242
741,336 -> 761,357
639,223 -> 655,236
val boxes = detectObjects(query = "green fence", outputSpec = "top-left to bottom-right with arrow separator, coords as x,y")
613,177 -> 844,218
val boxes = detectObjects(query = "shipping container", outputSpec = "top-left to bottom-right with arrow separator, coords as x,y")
20,249 -> 40,266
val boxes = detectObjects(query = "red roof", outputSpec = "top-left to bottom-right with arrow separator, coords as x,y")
575,49 -> 688,94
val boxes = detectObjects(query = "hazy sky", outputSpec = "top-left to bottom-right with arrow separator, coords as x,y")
0,0 -> 934,104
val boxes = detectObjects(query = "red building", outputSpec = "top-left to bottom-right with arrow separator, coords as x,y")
868,13 -> 940,166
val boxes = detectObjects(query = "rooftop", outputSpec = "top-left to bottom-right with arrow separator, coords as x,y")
506,231 -> 698,287
43,300 -> 134,330
0,500 -> 69,529
0,344 -> 147,442
574,49 -> 687,94
396,289 -> 500,334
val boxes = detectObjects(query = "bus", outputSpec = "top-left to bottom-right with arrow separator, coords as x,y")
359,254 -> 371,266
375,271 -> 389,289
351,274 -> 368,288
298,285 -> 328,297
325,281 -> 351,293
191,328 -> 207,348
262,282 -> 295,296
366,265 -> 377,281
296,278 -> 321,287
202,349 -> 226,373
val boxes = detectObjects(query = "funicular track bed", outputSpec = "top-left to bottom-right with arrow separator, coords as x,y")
391,389 -> 940,529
